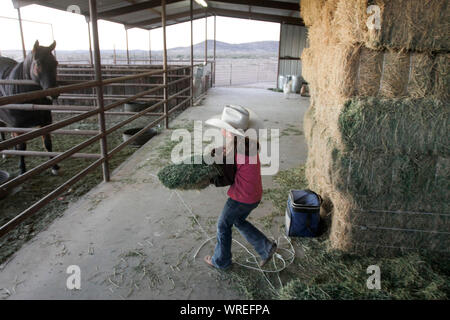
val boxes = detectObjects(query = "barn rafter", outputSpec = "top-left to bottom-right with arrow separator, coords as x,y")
16,0 -> 303,30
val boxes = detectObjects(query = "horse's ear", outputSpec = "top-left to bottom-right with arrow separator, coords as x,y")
32,40 -> 39,54
48,41 -> 56,51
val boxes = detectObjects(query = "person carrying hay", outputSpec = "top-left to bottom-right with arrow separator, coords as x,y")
203,105 -> 277,270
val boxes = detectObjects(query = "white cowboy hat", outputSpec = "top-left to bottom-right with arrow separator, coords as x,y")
205,105 -> 264,138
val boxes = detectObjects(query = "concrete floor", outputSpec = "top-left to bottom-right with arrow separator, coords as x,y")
0,87 -> 310,300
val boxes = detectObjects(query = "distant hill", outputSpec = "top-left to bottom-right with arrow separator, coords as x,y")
1,40 -> 279,61
166,40 -> 278,57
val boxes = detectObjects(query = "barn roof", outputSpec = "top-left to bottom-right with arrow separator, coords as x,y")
14,0 -> 303,30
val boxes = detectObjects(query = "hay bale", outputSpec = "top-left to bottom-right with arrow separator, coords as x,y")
407,53 -> 435,98
301,0 -> 450,254
305,97 -> 450,254
300,0 -> 326,27
338,97 -> 449,155
332,0 -> 450,52
303,0 -> 341,46
333,0 -> 370,46
300,48 -> 316,93
157,155 -> 223,190
433,54 -> 450,101
312,146 -> 450,253
303,44 -> 445,106
379,50 -> 410,98
356,47 -> 383,96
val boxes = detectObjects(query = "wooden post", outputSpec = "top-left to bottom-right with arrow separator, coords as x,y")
162,0 -> 169,128
190,0 -> 194,106
89,0 -> 110,182
16,7 -> 26,59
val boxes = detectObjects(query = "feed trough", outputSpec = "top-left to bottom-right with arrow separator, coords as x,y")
122,128 -> 157,146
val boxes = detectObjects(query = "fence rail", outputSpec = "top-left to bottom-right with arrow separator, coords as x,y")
212,59 -> 277,87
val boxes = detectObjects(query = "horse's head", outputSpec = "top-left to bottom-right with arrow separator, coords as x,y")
29,40 -> 58,94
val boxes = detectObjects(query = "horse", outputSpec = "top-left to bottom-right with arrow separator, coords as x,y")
0,40 -> 60,175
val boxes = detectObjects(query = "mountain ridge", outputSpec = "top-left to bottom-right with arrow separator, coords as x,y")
1,40 -> 279,59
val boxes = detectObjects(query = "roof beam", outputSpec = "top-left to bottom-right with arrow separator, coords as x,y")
127,8 -> 205,28
98,0 -> 182,18
132,6 -> 303,29
208,8 -> 304,25
209,0 -> 299,11
145,15 -> 209,30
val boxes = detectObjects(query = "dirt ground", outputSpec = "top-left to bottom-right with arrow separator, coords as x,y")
0,87 -> 309,299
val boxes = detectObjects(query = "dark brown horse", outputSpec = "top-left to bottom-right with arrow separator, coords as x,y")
0,40 -> 60,175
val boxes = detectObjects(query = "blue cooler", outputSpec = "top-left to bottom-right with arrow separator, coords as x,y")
285,189 -> 322,237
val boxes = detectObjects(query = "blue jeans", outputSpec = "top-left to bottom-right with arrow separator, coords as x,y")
211,198 -> 273,269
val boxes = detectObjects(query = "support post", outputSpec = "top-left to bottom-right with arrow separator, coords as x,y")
276,23 -> 282,89
50,24 -> 57,60
190,0 -> 194,106
148,30 -> 152,64
204,10 -> 207,65
16,6 -> 26,59
230,62 -> 232,86
89,0 -> 110,182
86,17 -> 93,66
213,15 -> 216,87
125,27 -> 130,64
161,0 -> 169,128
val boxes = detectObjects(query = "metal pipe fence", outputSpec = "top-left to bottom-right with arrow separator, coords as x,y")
0,62 -> 209,237
214,59 -> 278,87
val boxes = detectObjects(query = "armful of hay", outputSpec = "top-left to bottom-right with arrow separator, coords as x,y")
157,154 -> 224,190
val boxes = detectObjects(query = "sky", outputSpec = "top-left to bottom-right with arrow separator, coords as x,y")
0,1 -> 280,52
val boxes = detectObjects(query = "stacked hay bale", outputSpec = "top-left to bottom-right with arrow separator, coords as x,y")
301,0 -> 450,254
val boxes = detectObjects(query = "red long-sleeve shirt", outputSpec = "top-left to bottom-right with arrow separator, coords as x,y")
227,152 -> 263,204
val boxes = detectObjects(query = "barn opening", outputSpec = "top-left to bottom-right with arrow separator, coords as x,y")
0,0 -> 448,301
